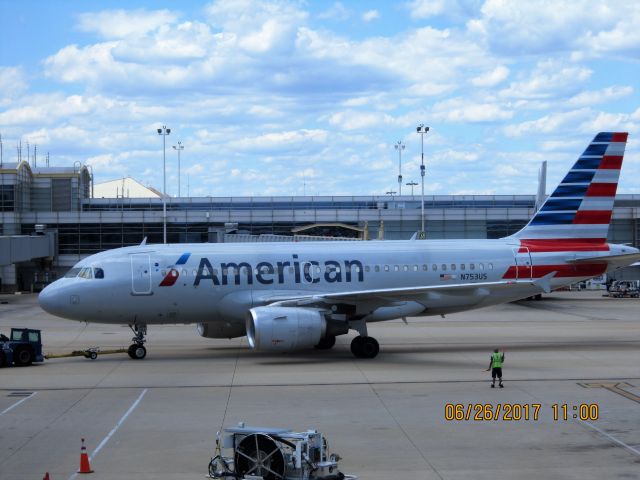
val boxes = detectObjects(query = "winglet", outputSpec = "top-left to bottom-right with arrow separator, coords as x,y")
533,271 -> 556,293
140,237 -> 147,246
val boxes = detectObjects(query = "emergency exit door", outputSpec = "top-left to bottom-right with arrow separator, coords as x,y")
131,254 -> 152,295
512,247 -> 533,280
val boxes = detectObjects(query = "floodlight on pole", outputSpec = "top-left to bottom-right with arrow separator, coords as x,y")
172,141 -> 184,197
416,124 -> 430,238
157,125 -> 171,244
406,181 -> 418,196
394,141 -> 405,196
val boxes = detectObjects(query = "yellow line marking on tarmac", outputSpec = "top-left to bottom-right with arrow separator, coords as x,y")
579,382 -> 640,404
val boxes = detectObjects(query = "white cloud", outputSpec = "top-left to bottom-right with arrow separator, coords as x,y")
77,9 -> 177,38
565,86 -> 633,107
0,67 -> 27,104
431,98 -> 513,123
236,129 -> 329,151
469,0 -> 640,58
471,65 -> 509,87
504,108 -> 591,137
500,60 -> 591,100
362,10 -> 379,22
318,2 -> 350,21
406,0 -> 447,19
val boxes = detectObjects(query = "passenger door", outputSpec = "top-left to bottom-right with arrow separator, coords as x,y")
131,254 -> 152,295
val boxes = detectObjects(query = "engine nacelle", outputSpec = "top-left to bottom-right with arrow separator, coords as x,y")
197,322 -> 245,339
246,307 -> 326,351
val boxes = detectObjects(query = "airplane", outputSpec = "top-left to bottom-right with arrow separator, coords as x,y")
39,132 -> 640,360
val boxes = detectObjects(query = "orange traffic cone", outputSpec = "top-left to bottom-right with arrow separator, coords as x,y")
78,438 -> 94,474
43,473 -> 51,480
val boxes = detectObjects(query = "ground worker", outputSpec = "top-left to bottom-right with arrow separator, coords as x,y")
486,348 -> 504,388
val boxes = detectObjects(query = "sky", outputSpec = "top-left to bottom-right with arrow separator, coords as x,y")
1,0 -> 639,198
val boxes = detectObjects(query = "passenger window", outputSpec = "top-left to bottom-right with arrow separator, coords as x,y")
394,265 -> 399,272
384,265 -> 389,272
403,265 -> 408,272
432,264 -> 437,271
479,263 -> 485,270
414,265 -> 419,271
375,265 -> 380,272
442,264 -> 447,271
470,263 -> 475,270
460,264 -> 465,271
193,269 -> 198,276
161,270 -> 166,276
488,263 -> 494,270
451,264 -> 456,271
422,265 -> 428,271
182,269 -> 188,276
94,268 -> 104,279
365,266 -> 370,272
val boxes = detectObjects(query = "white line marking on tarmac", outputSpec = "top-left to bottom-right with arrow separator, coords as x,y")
578,419 -> 640,456
0,392 -> 36,416
67,388 -> 148,480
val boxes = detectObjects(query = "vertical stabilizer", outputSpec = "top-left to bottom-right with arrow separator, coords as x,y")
509,132 -> 628,243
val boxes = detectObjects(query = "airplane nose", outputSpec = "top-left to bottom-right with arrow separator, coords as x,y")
39,283 -> 65,316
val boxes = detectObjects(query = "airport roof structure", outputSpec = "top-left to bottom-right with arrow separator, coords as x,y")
93,177 -> 166,199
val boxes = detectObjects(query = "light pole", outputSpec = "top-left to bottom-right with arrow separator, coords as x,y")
157,125 -> 171,243
172,141 -> 184,197
394,141 -> 405,196
416,124 -> 429,238
406,181 -> 418,196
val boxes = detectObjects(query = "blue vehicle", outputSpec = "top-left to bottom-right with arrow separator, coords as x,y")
0,328 -> 44,366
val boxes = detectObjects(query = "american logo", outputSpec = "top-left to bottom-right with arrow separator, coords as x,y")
158,253 -> 191,286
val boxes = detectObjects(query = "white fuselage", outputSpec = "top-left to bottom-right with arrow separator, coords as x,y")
39,238 -> 629,335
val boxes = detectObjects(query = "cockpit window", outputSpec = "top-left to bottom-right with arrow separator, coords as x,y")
78,267 -> 93,279
64,268 -> 81,278
94,268 -> 104,279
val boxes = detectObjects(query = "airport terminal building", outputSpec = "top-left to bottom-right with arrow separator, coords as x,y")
1,161 -> 639,292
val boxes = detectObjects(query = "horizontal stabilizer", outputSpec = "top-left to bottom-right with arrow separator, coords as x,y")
566,252 -> 640,269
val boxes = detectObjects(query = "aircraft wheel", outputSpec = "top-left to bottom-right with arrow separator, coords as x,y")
128,344 -> 146,360
351,336 -> 379,359
314,335 -> 336,350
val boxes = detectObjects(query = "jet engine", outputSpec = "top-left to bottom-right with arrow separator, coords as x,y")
246,306 -> 326,351
197,322 -> 245,339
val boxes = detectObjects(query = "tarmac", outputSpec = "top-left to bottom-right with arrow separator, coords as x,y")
1,290 -> 639,480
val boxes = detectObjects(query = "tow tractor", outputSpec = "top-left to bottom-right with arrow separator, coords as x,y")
208,422 -> 356,480
0,328 -> 44,366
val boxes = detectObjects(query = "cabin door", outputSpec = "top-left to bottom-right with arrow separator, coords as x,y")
131,254 -> 153,295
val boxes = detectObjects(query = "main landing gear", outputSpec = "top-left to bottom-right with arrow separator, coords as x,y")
350,336 -> 379,359
128,324 -> 147,360
348,319 -> 379,359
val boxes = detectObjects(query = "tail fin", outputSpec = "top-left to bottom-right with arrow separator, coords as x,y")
509,132 -> 628,243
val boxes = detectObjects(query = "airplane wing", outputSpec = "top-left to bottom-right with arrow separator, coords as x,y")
257,276 -> 554,309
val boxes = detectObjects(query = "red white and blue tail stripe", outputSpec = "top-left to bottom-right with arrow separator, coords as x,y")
510,132 -> 627,244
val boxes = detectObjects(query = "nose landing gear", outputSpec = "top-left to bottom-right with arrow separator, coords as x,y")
128,324 -> 147,359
